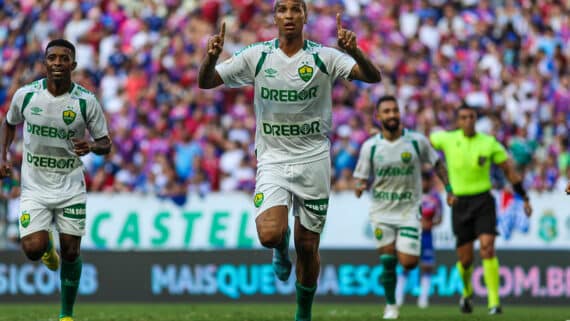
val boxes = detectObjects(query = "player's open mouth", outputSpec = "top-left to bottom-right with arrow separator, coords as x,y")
284,23 -> 295,30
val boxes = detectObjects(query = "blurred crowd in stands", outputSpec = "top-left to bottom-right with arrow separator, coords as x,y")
0,0 -> 569,211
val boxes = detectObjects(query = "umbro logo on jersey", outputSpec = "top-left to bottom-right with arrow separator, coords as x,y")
31,107 -> 43,116
264,68 -> 278,78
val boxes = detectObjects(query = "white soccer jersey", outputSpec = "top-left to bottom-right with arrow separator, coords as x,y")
6,78 -> 109,200
216,39 -> 356,165
353,129 -> 440,223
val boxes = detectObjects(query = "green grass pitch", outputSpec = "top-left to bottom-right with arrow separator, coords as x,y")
0,303 -> 568,321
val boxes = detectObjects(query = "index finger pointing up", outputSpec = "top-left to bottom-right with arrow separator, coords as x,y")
336,13 -> 342,31
219,21 -> 226,39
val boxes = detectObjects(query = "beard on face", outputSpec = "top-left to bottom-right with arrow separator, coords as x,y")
381,118 -> 400,132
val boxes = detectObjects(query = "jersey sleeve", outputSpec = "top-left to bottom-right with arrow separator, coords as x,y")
215,46 -> 257,88
353,140 -> 373,180
6,88 -> 27,125
490,137 -> 509,164
429,130 -> 446,151
86,96 -> 109,140
418,134 -> 440,166
320,47 -> 356,81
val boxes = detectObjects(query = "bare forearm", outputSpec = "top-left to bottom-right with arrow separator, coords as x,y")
89,136 -> 112,155
349,48 -> 381,83
434,159 -> 451,187
0,120 -> 15,161
198,55 -> 219,89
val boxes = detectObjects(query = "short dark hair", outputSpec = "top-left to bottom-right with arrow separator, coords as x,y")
456,102 -> 477,116
376,95 -> 398,109
273,0 -> 307,13
45,39 -> 76,58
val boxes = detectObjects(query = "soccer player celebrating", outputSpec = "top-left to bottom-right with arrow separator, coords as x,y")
353,96 -> 452,319
199,1 -> 381,320
0,39 -> 111,321
430,104 -> 532,315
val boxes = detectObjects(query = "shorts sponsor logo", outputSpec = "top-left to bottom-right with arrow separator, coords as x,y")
262,120 -> 320,137
304,198 -> 329,216
260,86 -> 318,102
20,211 -> 30,228
26,152 -> 77,170
253,193 -> 264,208
26,122 -> 76,140
374,227 -> 383,240
298,64 -> 313,82
400,151 -> 412,164
63,108 -> 76,125
63,204 -> 86,219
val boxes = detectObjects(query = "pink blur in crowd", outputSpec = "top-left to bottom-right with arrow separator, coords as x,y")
0,0 -> 569,201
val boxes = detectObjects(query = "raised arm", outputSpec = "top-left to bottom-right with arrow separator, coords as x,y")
198,22 -> 226,89
336,13 -> 381,83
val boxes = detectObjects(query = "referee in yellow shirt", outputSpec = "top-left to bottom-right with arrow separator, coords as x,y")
430,105 -> 532,315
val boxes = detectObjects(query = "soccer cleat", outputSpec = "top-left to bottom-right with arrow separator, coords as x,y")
489,306 -> 503,315
59,317 -> 73,321
41,232 -> 59,271
272,228 -> 292,281
459,296 -> 473,314
383,304 -> 399,319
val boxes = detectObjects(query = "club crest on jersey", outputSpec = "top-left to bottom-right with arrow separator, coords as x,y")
20,211 -> 30,228
253,192 -> 264,208
298,64 -> 313,82
63,108 -> 76,125
374,227 -> 383,240
401,151 -> 412,163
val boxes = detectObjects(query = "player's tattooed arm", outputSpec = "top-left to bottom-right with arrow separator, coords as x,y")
336,13 -> 381,83
0,119 -> 16,178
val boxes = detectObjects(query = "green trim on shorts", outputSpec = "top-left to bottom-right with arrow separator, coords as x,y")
304,198 -> 329,216
399,226 -> 419,233
63,203 -> 86,219
400,232 -> 419,240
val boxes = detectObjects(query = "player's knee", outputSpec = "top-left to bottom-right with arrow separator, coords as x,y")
258,231 -> 283,248
479,244 -> 495,259
401,258 -> 419,270
21,240 -> 46,261
60,248 -> 80,262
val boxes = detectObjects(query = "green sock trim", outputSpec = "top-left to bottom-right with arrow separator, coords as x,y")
483,257 -> 500,308
456,261 -> 474,297
60,256 -> 82,318
295,282 -> 316,321
380,254 -> 397,305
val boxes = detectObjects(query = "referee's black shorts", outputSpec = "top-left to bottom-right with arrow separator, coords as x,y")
452,191 -> 498,247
